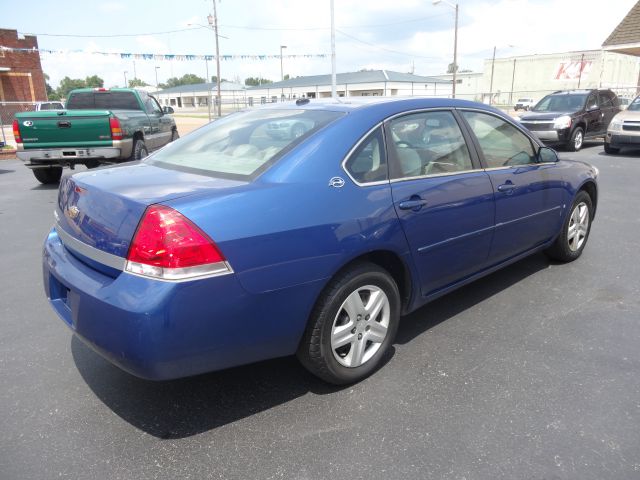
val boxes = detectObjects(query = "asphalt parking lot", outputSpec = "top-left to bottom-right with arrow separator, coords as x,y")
1,142 -> 639,480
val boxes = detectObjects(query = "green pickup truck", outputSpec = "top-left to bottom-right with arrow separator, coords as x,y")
14,88 -> 178,184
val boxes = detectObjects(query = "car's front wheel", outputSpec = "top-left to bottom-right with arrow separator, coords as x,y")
297,263 -> 401,384
567,127 -> 584,152
545,190 -> 593,262
604,143 -> 619,154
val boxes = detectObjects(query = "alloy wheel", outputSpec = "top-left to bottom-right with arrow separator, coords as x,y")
567,201 -> 589,252
330,285 -> 390,368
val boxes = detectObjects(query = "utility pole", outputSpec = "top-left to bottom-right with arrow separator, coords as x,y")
123,71 -> 128,88
209,0 -> 222,117
489,46 -> 496,105
330,0 -> 336,99
280,45 -> 287,81
205,57 -> 211,121
510,58 -> 517,105
577,53 -> 585,89
452,2 -> 458,98
133,61 -> 137,80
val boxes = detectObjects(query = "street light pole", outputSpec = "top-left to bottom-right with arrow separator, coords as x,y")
433,0 -> 458,99
280,45 -> 287,81
489,45 -> 497,105
155,66 -> 160,90
330,0 -> 336,99
123,71 -> 128,88
208,2 -> 222,117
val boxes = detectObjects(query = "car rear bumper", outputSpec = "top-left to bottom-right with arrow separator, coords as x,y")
17,139 -> 132,167
43,228 -> 315,380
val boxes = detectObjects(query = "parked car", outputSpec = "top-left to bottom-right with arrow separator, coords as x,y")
518,89 -> 620,151
265,118 -> 315,140
604,95 -> 640,154
14,88 -> 177,184
43,98 -> 598,385
514,98 -> 535,111
34,101 -> 65,111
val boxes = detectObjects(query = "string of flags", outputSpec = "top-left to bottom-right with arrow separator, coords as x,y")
0,45 -> 327,61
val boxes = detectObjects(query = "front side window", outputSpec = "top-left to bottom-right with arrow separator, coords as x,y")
462,111 -> 536,168
147,109 -> 344,180
344,128 -> 387,184
586,94 -> 598,110
387,111 -> 472,179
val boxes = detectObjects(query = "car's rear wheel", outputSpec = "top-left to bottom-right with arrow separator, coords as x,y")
171,129 -> 179,142
604,143 -> 619,154
567,127 -> 584,152
297,262 -> 401,385
129,139 -> 149,161
545,190 -> 592,262
33,167 -> 62,184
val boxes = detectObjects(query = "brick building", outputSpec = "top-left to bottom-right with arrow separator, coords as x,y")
0,28 -> 47,102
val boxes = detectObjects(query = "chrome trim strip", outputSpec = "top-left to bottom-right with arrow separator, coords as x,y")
124,260 -> 234,283
494,206 -> 562,229
390,168 -> 484,183
55,224 -> 126,270
417,224 -> 495,254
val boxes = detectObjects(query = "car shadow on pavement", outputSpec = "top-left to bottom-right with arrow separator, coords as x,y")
395,252 -> 550,345
72,253 -> 549,440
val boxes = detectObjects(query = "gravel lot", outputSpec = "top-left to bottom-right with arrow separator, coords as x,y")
1,142 -> 639,480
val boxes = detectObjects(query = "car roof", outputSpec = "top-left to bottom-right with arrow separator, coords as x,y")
251,96 -> 504,115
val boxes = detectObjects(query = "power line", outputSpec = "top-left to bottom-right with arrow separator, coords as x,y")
19,27 -> 200,38
336,30 -> 444,60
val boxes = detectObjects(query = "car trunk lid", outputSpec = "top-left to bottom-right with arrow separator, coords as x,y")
55,162 -> 247,263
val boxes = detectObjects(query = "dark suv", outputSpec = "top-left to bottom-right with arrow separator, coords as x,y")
518,89 -> 620,151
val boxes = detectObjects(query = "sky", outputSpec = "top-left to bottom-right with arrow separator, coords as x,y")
2,0 -> 637,89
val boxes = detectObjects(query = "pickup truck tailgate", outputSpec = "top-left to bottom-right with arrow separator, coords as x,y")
16,110 -> 113,148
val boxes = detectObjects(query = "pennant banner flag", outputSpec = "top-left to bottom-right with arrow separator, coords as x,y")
0,46 -> 327,61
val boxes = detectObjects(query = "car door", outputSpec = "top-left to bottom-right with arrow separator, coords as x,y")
387,110 -> 495,296
584,93 -> 602,135
140,92 -> 162,149
459,110 -> 564,264
599,91 -> 619,132
151,95 -> 174,147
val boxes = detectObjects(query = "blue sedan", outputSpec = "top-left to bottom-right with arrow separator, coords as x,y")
43,98 -> 598,384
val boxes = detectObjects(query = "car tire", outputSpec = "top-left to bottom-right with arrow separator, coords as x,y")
129,139 -> 149,161
544,190 -> 593,262
604,143 -> 619,154
297,262 -> 401,385
567,127 -> 584,152
33,167 -> 63,184
171,129 -> 179,142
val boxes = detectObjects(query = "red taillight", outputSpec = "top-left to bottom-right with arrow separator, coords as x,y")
109,117 -> 123,141
125,205 -> 230,280
12,120 -> 22,143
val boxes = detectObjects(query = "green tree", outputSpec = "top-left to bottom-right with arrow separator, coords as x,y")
128,78 -> 148,88
84,75 -> 104,88
283,74 -> 290,80
44,73 -> 61,100
210,75 -> 229,84
57,77 -> 87,99
244,77 -> 273,86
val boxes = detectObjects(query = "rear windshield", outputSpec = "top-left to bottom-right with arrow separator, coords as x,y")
146,108 -> 345,180
533,94 -> 587,112
66,92 -> 141,110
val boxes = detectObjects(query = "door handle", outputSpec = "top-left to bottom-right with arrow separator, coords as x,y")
399,197 -> 428,211
497,182 -> 515,193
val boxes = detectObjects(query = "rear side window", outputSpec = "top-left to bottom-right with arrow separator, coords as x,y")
147,109 -> 345,180
387,111 -> 473,179
66,92 -> 141,110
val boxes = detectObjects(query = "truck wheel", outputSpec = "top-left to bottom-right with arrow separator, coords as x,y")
130,139 -> 149,161
33,168 -> 63,185
604,143 -> 619,154
171,129 -> 179,142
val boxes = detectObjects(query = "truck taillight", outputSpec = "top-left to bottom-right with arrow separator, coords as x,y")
12,120 -> 22,143
109,117 -> 123,141
125,205 -> 232,281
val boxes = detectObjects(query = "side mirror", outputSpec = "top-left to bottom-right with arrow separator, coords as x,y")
162,106 -> 174,114
587,104 -> 599,112
538,146 -> 558,163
